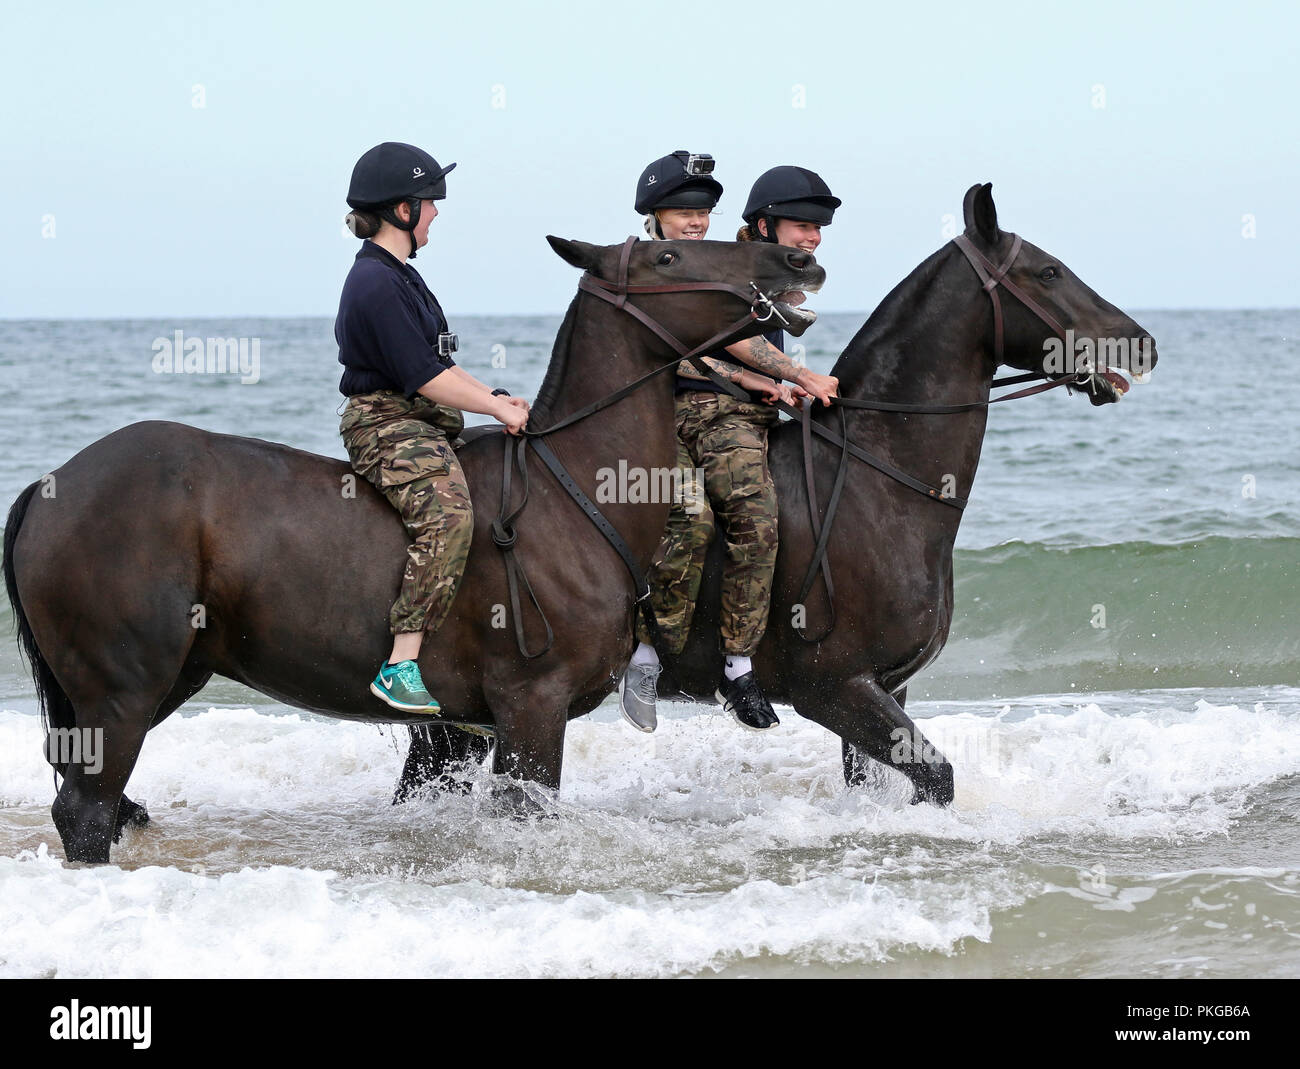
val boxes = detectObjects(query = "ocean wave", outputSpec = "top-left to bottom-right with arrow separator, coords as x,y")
910,535 -> 1300,698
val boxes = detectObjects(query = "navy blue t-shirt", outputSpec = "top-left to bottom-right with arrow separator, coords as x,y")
674,329 -> 784,397
336,241 -> 456,397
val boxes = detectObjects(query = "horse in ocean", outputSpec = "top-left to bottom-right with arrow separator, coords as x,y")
4,236 -> 825,863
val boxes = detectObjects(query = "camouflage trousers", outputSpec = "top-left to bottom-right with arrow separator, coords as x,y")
635,392 -> 780,657
340,390 -> 474,636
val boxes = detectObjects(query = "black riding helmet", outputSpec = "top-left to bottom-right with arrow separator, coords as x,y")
634,150 -> 724,215
347,142 -> 457,258
742,166 -> 840,241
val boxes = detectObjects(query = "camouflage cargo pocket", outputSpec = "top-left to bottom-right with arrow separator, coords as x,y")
374,421 -> 454,487
706,444 -> 770,509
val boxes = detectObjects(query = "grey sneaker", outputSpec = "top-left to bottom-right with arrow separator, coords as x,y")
619,661 -> 661,733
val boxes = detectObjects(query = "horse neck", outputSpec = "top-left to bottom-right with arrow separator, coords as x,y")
829,243 -> 996,505
530,291 -> 679,469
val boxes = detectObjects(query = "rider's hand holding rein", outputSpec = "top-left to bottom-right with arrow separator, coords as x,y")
413,361 -> 530,435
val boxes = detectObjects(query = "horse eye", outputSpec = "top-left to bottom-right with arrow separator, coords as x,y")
657,252 -> 677,266
1040,266 -> 1059,281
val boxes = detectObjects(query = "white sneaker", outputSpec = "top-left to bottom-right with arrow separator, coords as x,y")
618,661 -> 661,733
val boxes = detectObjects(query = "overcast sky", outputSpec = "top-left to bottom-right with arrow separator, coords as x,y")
3,0 -> 1296,317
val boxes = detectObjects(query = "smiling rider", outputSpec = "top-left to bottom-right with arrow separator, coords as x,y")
619,153 -> 840,734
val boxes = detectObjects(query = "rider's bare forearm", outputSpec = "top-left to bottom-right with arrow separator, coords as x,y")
723,337 -> 800,381
446,365 -> 493,393
677,355 -> 746,384
415,370 -> 504,417
734,369 -> 776,392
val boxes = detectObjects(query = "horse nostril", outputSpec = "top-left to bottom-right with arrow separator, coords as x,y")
786,251 -> 811,270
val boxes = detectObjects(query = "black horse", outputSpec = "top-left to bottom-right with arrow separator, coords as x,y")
3,236 -> 824,863
397,184 -> 1158,805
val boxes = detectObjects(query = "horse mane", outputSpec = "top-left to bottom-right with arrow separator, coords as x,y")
829,242 -> 955,398
530,293 -> 580,427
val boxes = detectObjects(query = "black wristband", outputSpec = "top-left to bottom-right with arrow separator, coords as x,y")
491,388 -> 511,397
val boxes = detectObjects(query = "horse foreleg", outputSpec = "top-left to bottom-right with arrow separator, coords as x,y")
393,725 -> 492,804
799,677 -> 954,806
488,701 -> 568,816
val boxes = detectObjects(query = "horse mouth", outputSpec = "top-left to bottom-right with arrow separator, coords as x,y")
1069,366 -> 1150,405
1060,335 -> 1158,405
776,297 -> 817,335
771,275 -> 823,335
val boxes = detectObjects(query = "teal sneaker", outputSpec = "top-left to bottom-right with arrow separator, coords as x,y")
370,660 -> 441,714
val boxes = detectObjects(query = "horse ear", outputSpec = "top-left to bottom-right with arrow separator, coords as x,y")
963,183 -> 1000,246
546,236 -> 599,270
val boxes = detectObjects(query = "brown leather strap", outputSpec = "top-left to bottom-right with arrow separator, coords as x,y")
952,233 -> 1069,363
794,403 -> 850,642
832,373 -> 1075,414
491,437 -> 553,658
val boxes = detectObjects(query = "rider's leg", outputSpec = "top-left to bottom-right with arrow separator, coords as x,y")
697,396 -> 781,730
622,398 -> 715,731
341,402 -> 473,713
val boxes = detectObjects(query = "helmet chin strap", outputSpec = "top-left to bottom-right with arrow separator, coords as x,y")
379,198 -> 421,258
758,215 -> 779,244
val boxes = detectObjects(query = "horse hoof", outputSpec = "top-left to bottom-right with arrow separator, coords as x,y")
491,782 -> 553,821
111,797 -> 151,842
392,774 -> 474,806
909,763 -> 955,807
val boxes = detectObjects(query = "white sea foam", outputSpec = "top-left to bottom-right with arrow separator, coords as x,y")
0,693 -> 1296,977
0,845 -> 1020,978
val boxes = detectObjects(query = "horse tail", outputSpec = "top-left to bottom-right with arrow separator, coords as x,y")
4,481 -> 76,776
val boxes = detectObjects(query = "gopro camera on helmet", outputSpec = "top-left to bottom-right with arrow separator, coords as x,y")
437,332 -> 459,358
683,153 -> 715,177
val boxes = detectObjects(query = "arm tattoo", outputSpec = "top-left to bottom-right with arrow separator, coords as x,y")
677,356 -> 745,383
737,336 -> 798,378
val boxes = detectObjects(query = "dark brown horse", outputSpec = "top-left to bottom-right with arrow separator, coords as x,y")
397,184 -> 1158,805
3,236 -> 825,863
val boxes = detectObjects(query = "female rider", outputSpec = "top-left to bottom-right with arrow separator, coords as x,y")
336,141 -> 529,714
